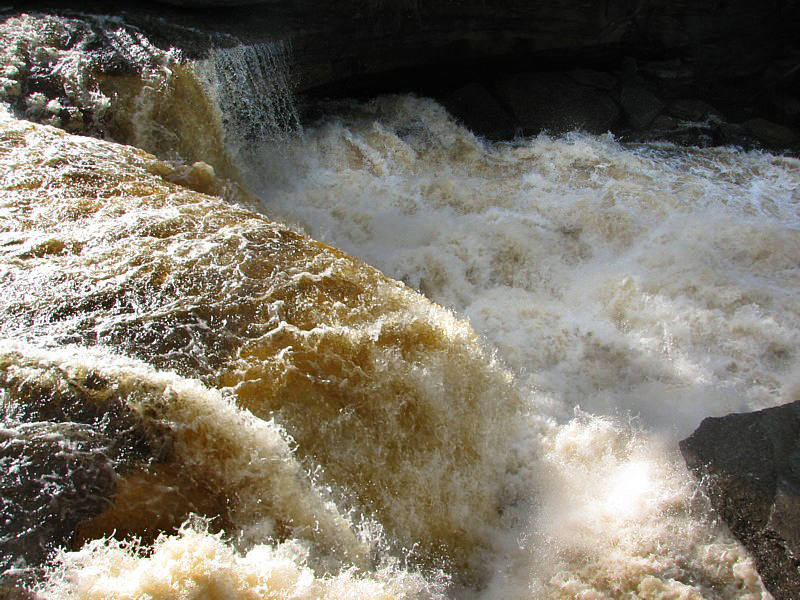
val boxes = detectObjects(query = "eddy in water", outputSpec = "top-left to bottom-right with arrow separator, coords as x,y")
2,11 -> 799,600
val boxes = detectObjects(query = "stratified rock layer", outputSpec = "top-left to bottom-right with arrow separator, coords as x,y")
680,402 -> 800,599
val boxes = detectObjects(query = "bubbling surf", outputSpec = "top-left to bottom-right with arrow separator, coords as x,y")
1,11 -> 799,599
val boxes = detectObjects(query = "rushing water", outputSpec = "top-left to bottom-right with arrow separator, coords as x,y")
2,11 -> 800,600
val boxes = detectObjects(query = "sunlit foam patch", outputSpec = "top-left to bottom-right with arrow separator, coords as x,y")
481,409 -> 767,598
0,13 -> 240,180
38,518 -> 448,600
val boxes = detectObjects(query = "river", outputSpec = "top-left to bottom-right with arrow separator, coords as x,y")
2,13 -> 799,599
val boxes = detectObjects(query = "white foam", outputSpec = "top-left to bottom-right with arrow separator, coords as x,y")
243,94 -> 800,596
39,520 -> 444,600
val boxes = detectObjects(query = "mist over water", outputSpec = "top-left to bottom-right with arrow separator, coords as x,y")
2,12 -> 800,598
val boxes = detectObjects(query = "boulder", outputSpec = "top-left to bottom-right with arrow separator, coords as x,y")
567,69 -> 618,91
494,72 -> 620,135
742,118 -> 798,147
767,94 -> 800,127
619,82 -> 664,129
667,99 -> 725,122
155,1 -> 273,4
680,402 -> 800,599
716,121 -> 755,148
649,114 -> 679,130
443,81 -> 516,140
639,58 -> 694,85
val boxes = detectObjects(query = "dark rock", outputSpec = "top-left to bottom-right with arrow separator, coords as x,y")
443,81 -> 516,140
742,118 -> 798,147
668,99 -> 725,122
155,0 -> 272,4
494,72 -> 620,135
640,0 -> 798,82
680,402 -> 800,599
567,69 -> 618,91
0,356 -> 173,584
649,114 -> 679,130
619,82 -> 664,129
761,58 -> 800,92
6,0 -> 800,154
0,422 -> 118,578
639,58 -> 694,84
0,580 -> 35,600
12,0 -> 800,104
716,121 -> 758,149
627,122 -> 714,148
767,94 -> 800,127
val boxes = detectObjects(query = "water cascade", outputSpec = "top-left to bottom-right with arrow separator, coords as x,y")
195,41 -> 301,169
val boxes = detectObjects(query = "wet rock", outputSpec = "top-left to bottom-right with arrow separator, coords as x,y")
6,0 -> 800,153
0,355 -> 174,584
667,99 -> 725,122
10,0 -> 799,114
641,0 -> 796,82
742,118 -> 798,147
680,402 -> 800,599
628,121 -> 714,147
760,58 -> 800,92
494,72 -> 620,135
767,94 -> 800,127
443,81 -> 516,140
619,82 -> 664,129
649,114 -> 679,130
639,58 -> 694,85
155,0 -> 272,4
567,69 -> 618,91
0,580 -> 35,600
0,422 -> 118,577
715,121 -> 761,150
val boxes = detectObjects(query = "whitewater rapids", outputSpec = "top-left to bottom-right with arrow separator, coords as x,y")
2,13 -> 800,599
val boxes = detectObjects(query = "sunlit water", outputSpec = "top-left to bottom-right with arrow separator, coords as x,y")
2,12 -> 800,600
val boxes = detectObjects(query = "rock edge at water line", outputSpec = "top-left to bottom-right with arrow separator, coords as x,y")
680,402 -> 800,600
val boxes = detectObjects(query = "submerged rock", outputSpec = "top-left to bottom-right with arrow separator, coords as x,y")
0,422 -> 117,579
680,402 -> 800,599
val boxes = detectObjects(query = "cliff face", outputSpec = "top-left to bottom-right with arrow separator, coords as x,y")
7,0 -> 797,149
155,0 -> 798,100
11,0 -> 799,95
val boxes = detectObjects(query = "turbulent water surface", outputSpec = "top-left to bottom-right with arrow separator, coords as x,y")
2,12 -> 800,600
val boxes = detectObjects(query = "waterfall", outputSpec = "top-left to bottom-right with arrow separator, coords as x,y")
196,41 -> 301,168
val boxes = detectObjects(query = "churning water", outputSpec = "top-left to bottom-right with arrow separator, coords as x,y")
1,12 -> 799,600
